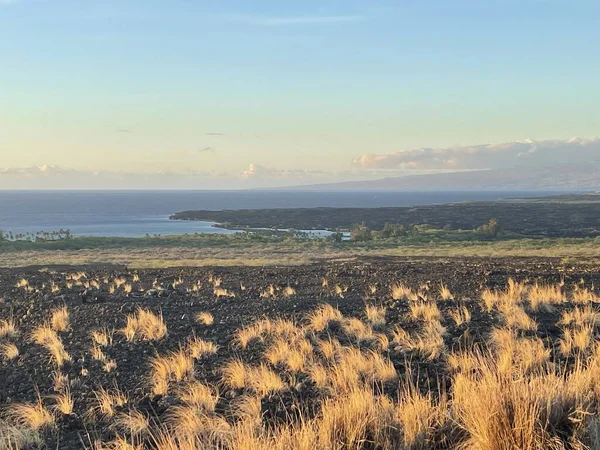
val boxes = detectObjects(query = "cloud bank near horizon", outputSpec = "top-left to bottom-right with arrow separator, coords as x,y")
2,137 -> 598,189
353,137 -> 600,171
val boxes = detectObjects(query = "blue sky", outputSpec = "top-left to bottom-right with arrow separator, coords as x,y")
1,0 -> 599,188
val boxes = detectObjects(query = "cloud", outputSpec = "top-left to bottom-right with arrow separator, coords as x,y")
197,147 -> 216,153
241,163 -> 329,179
352,137 -> 600,171
217,14 -> 364,26
206,132 -> 226,136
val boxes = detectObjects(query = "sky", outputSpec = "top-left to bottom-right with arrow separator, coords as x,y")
1,0 -> 599,189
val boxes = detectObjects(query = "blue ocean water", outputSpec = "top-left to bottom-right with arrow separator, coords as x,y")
0,190 -> 569,238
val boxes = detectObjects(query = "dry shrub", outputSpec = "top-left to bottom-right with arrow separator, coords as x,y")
121,308 -> 167,342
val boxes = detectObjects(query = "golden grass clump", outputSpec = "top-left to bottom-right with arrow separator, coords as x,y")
176,382 -> 219,412
364,304 -> 386,327
51,385 -> 74,416
527,282 -> 566,310
410,301 -> 441,322
439,283 -> 454,300
195,312 -> 214,326
121,308 -> 167,341
306,304 -> 343,332
91,328 -> 113,347
150,350 -> 195,396
185,336 -> 218,359
50,305 -> 70,332
5,397 -> 54,430
449,306 -> 471,325
113,409 -> 149,436
572,285 -> 600,304
0,317 -> 16,339
214,287 -> 235,298
92,387 -> 128,419
31,326 -> 71,367
0,342 -> 19,360
391,283 -> 418,301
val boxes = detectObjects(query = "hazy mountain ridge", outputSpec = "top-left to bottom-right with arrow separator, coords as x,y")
285,163 -> 600,191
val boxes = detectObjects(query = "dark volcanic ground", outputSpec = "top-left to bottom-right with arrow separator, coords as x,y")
0,257 -> 599,448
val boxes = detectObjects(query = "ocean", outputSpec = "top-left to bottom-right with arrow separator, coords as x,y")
0,190 -> 567,238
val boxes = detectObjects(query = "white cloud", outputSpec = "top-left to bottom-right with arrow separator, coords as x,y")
352,137 -> 600,171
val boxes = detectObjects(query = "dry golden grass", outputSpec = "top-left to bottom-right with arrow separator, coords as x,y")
282,286 -> 296,297
449,305 -> 471,325
409,301 -> 441,322
176,382 -> 219,412
0,419 -> 42,449
91,328 -> 113,347
559,305 -> 600,327
439,283 -> 454,300
31,326 -> 71,367
364,304 -> 386,328
113,409 -> 149,436
51,385 -> 74,416
50,305 -> 70,332
221,359 -> 249,390
92,387 -> 128,419
214,287 -> 235,298
150,350 -> 194,395
194,312 -> 214,326
0,317 -> 16,339
391,283 -> 418,301
5,397 -> 54,430
306,304 -> 343,332
121,308 -> 167,342
528,282 -> 566,310
185,336 -> 218,359
0,342 -> 19,360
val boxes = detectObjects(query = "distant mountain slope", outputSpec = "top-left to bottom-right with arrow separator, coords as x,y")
287,163 -> 599,191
